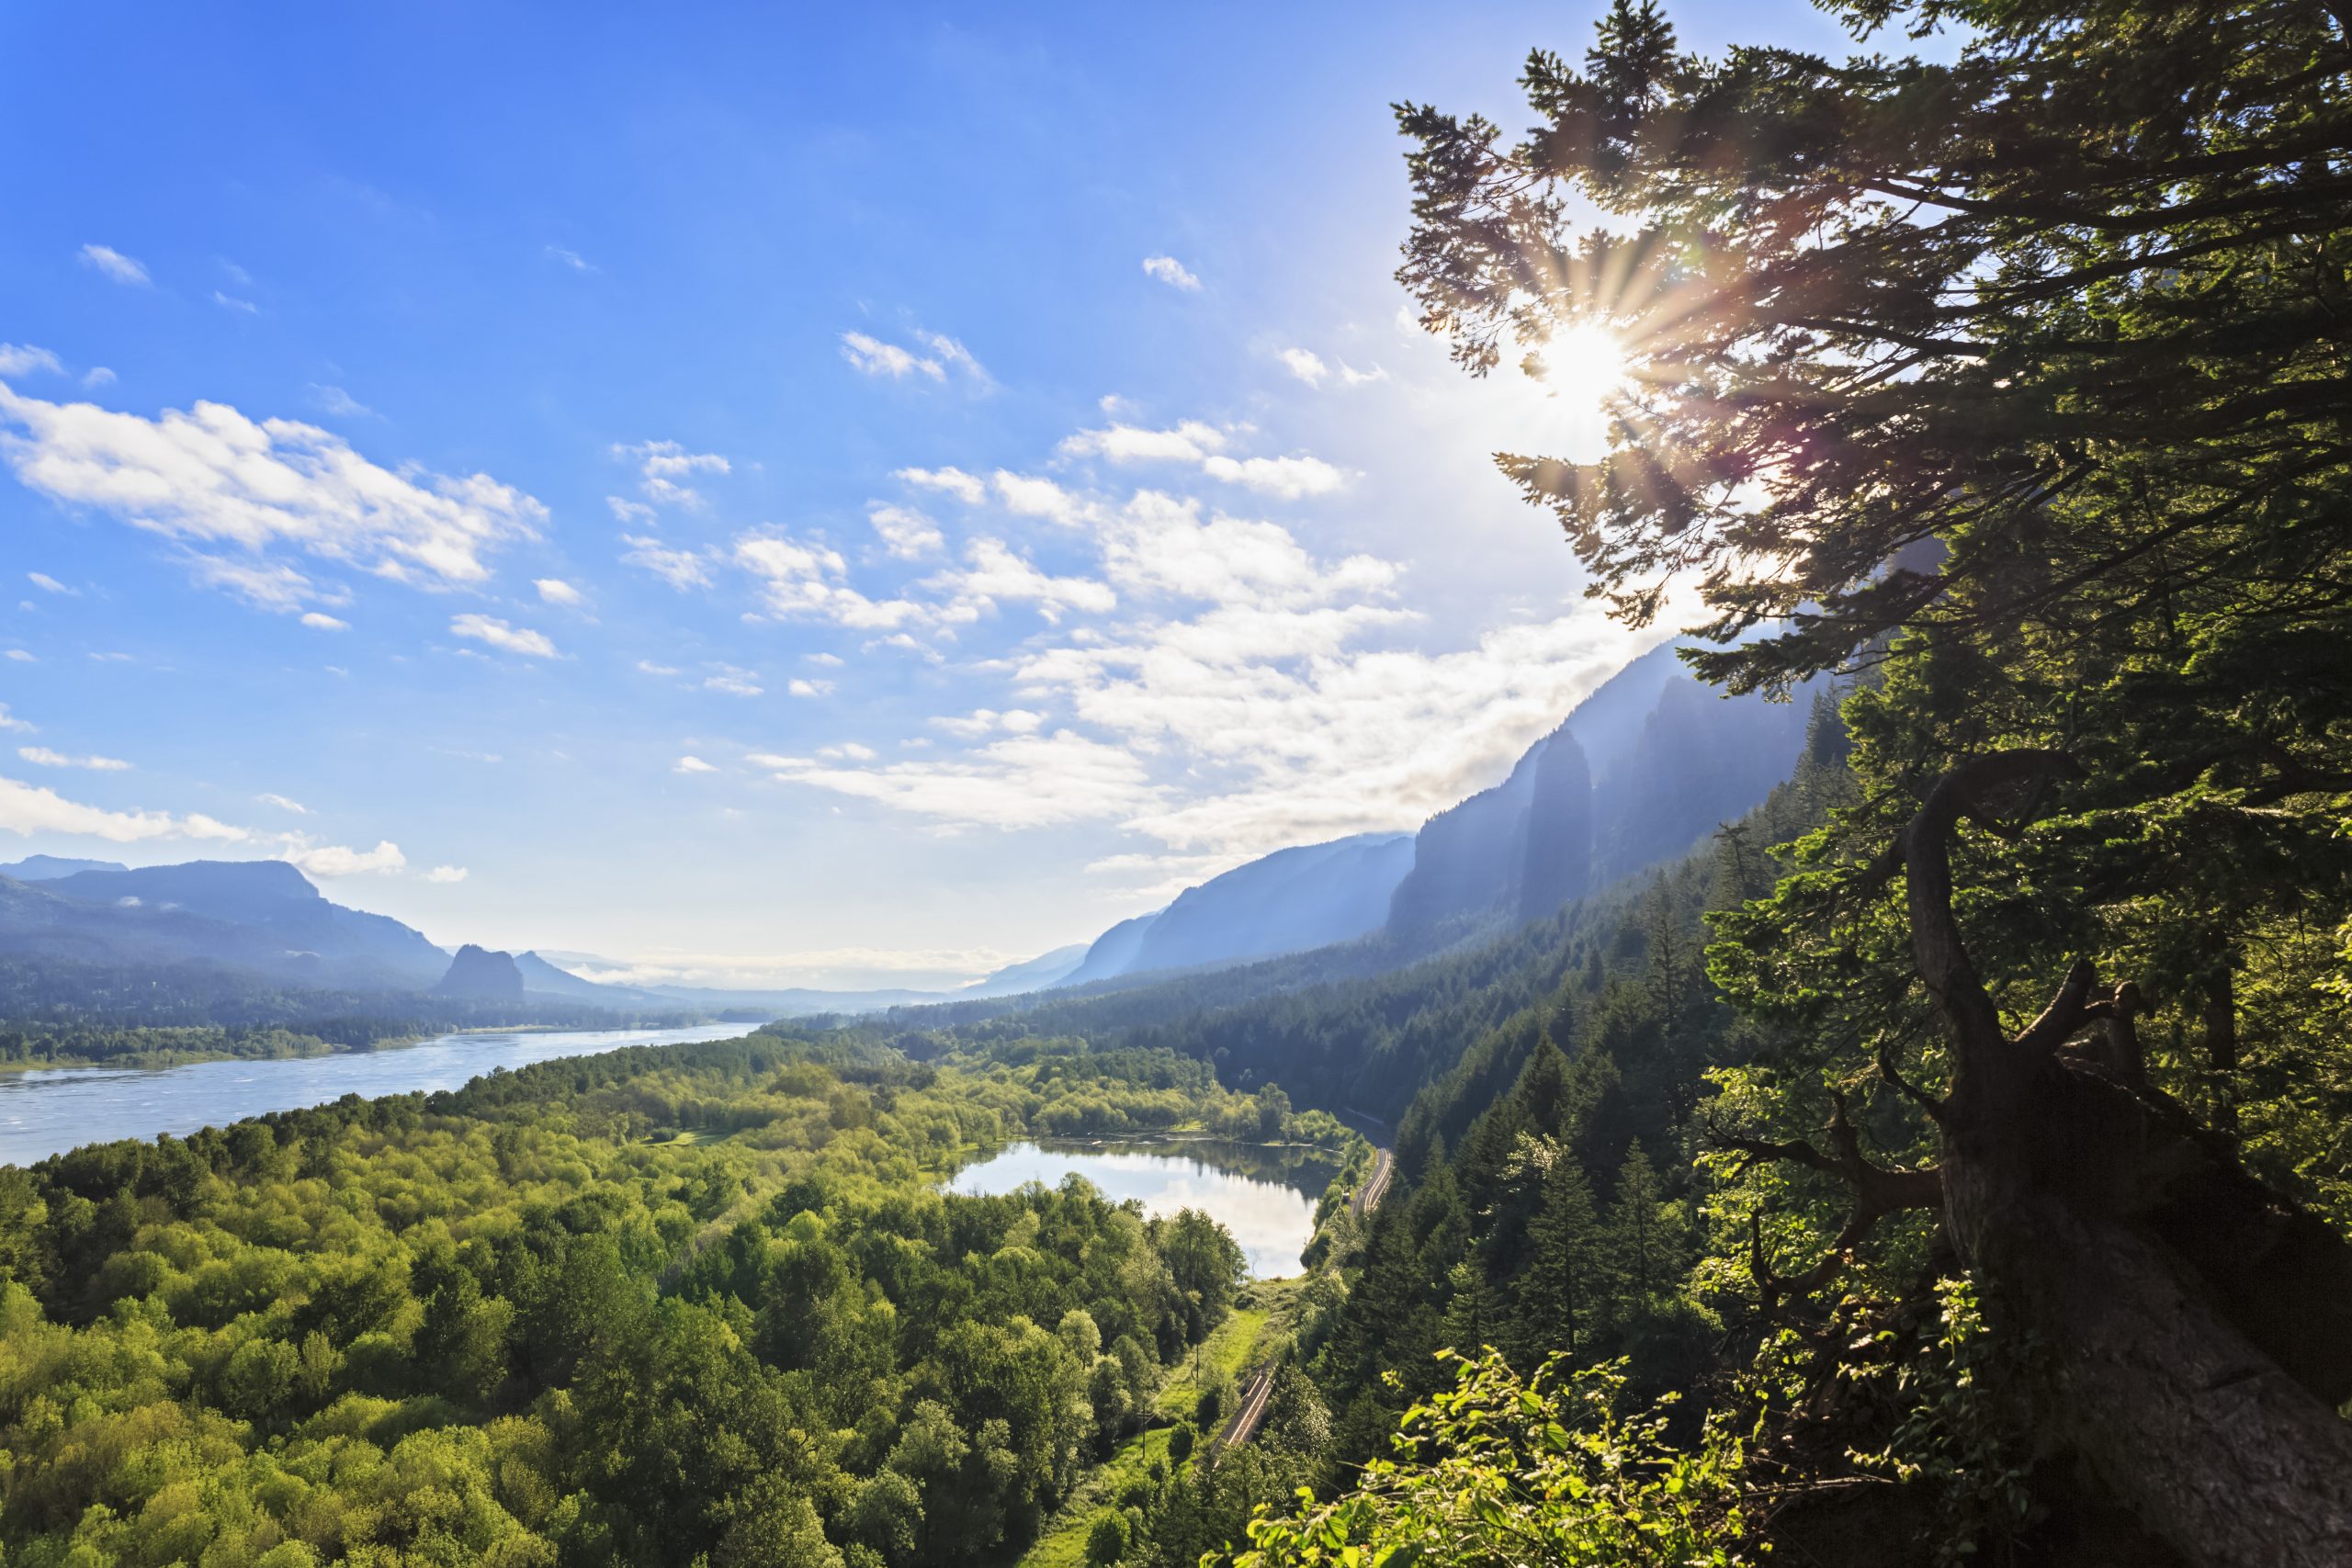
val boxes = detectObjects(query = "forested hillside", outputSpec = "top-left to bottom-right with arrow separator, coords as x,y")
1209,0 -> 2352,1563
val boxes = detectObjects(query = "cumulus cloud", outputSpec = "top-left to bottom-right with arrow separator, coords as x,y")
867,502 -> 944,559
81,367 -> 115,389
896,466 -> 987,504
620,534 -> 714,590
1057,419 -> 1346,499
636,659 -> 683,677
535,577 -> 582,605
703,667 -> 763,696
300,611 -> 349,631
931,708 -> 1044,739
1200,452 -> 1348,499
425,864 -> 469,883
0,774 -> 246,844
930,537 -> 1115,623
285,839 -> 405,876
0,384 -> 545,598
1279,347 -> 1328,386
256,793 -> 310,814
787,678 -> 834,697
993,469 -> 1091,525
673,755 -> 718,775
18,746 -> 130,771
1142,254 -> 1201,291
450,614 -> 558,658
78,244 -> 150,286
734,529 -> 925,628
0,706 -> 30,732
0,345 -> 62,378
613,439 -> 729,508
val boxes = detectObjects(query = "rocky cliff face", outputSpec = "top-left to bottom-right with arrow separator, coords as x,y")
436,944 -> 525,1000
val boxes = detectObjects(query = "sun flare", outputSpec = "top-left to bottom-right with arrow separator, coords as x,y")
1547,321 -> 1631,415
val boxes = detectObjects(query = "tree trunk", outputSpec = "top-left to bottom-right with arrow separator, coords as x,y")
1903,754 -> 2352,1567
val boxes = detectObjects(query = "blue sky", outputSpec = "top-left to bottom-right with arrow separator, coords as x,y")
0,0 -> 1855,989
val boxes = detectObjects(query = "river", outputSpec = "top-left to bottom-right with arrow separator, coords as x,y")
948,1138 -> 1342,1277
0,1021 -> 754,1167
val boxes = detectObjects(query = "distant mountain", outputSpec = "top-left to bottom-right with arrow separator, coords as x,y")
1065,643 -> 1822,984
514,951 -> 674,1008
962,944 -> 1090,998
0,859 -> 451,990
0,855 -> 129,882
437,944 -> 525,1000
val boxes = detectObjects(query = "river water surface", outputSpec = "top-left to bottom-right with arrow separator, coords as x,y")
0,1021 -> 753,1167
949,1138 -> 1341,1277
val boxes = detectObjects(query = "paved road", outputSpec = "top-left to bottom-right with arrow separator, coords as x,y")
1215,1359 -> 1279,1452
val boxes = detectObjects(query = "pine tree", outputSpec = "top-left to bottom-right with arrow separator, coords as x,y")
1515,1152 -> 1602,1362
1605,1141 -> 1668,1331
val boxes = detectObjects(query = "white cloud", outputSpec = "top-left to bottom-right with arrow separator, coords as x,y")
256,793 -> 309,814
992,469 -> 1091,525
3,651 -> 30,663
931,707 -> 1045,739
535,577 -> 582,605
607,495 -> 656,524
636,659 -> 683,677
819,741 -> 877,761
703,668 -> 763,696
841,331 -> 944,381
787,677 -> 834,697
1059,420 -> 1228,464
18,746 -> 130,771
896,466 -> 986,504
914,330 -> 990,388
620,534 -> 714,590
1340,363 -> 1389,387
0,707 -> 29,733
300,611 -> 350,631
1142,254 -> 1201,291
546,245 -> 593,272
1057,420 -> 1345,499
613,440 -> 729,508
425,863 -> 469,883
0,774 -> 246,844
0,384 -> 545,595
867,502 -> 944,559
308,384 -> 374,419
673,755 -> 719,775
763,728 -> 1164,831
0,345 -> 62,378
450,614 -> 558,659
82,367 -> 115,389
931,536 -> 1115,623
183,553 -> 338,614
78,244 -> 150,287
213,290 -> 258,314
804,651 -> 844,668
27,572 -> 72,595
1279,348 -> 1328,386
733,529 -> 925,628
286,839 -> 405,876
1201,452 -> 1347,498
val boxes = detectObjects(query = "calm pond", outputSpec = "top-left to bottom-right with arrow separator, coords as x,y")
0,1021 -> 753,1167
948,1138 -> 1342,1277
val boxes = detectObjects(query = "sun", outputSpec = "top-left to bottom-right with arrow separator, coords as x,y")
1547,321 -> 1631,414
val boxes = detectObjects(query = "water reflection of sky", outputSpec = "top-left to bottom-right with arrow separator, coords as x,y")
0,1023 -> 753,1168
947,1141 -> 1326,1278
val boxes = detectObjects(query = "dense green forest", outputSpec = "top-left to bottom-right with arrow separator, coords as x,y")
0,1034 -> 1362,1566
